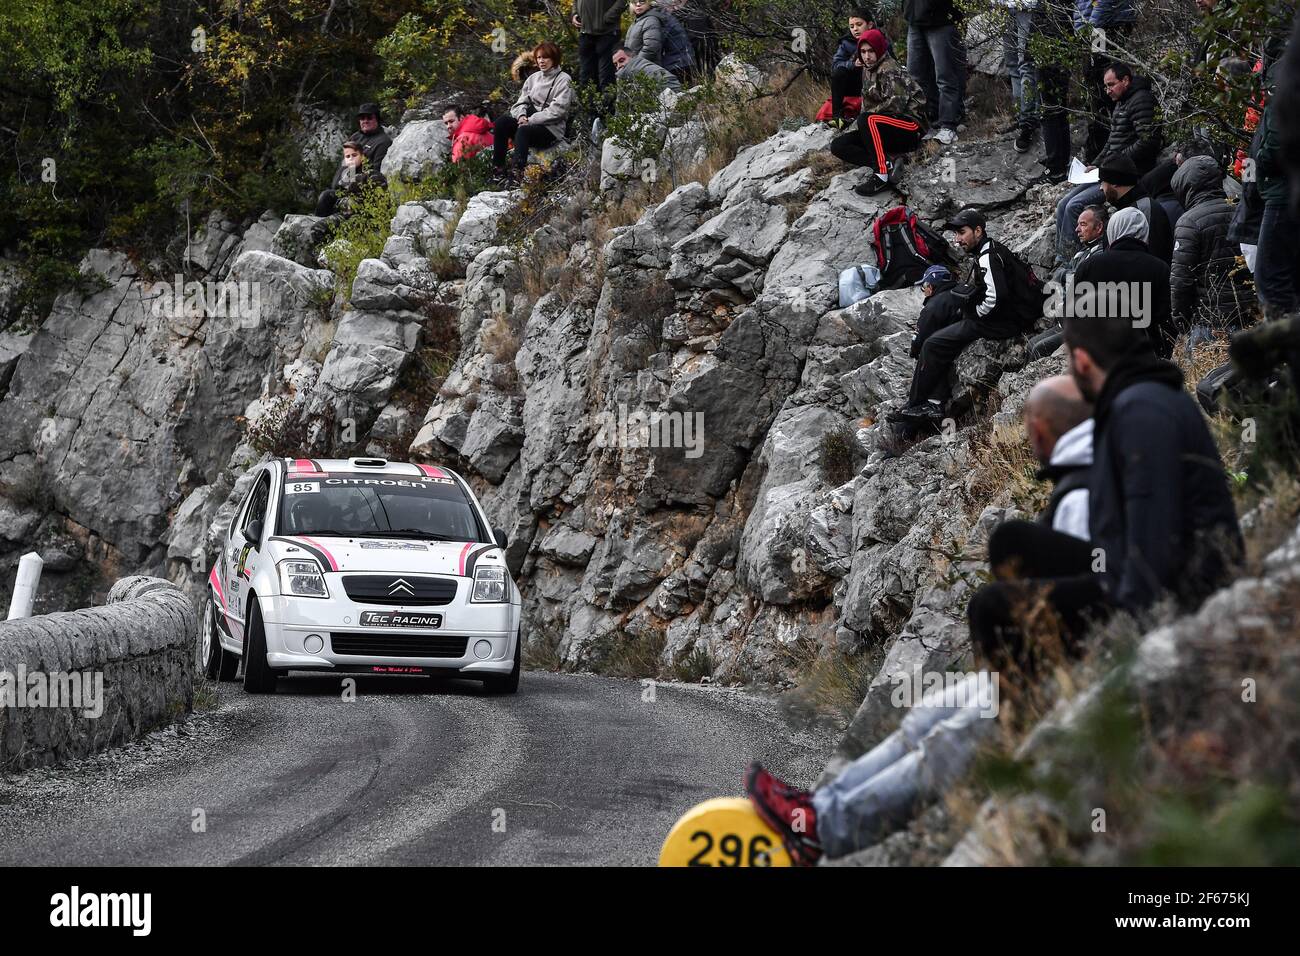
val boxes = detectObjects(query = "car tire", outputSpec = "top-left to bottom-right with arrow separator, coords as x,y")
482,635 -> 521,695
199,597 -> 240,682
242,597 -> 279,695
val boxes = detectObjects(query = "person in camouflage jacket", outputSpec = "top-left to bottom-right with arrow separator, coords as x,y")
830,29 -> 929,192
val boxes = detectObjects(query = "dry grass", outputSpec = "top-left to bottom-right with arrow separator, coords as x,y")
964,420 -> 1050,521
1173,330 -> 1232,392
520,240 -> 578,305
522,629 -> 565,671
779,633 -> 882,727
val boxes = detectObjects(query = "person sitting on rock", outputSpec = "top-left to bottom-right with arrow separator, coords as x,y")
1170,154 -> 1255,339
493,41 -> 575,183
1023,375 -> 1094,540
351,102 -> 393,169
442,105 -> 494,163
967,314 -> 1242,677
315,103 -> 392,217
1058,204 -> 1107,281
906,263 -> 962,359
829,28 -> 928,196
827,7 -> 877,128
624,1 -> 695,81
612,46 -> 683,95
891,209 -> 1042,426
1099,154 -> 1174,265
315,139 -> 387,218
1073,207 -> 1174,357
1053,62 -> 1160,266
743,671 -> 996,865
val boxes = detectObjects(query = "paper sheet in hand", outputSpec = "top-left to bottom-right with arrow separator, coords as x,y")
1068,158 -> 1100,185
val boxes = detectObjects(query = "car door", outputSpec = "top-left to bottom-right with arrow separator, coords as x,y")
225,468 -> 272,644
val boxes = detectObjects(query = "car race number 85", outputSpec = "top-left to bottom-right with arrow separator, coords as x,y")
657,797 -> 790,867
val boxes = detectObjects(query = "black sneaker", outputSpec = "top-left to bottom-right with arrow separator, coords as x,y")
1014,125 -> 1038,153
854,175 -> 889,197
888,400 -> 945,423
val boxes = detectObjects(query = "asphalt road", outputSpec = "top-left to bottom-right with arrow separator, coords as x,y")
0,671 -> 830,866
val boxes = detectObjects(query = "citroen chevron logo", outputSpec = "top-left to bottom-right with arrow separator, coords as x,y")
389,578 -> 414,596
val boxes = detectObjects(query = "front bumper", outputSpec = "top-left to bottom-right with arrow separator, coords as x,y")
261,585 -> 518,675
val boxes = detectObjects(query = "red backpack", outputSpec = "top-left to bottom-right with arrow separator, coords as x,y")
870,206 -> 958,290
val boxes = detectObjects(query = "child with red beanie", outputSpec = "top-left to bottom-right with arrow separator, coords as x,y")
830,28 -> 929,195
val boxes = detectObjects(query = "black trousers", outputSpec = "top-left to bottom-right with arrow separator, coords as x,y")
830,112 -> 923,172
830,67 -> 862,118
315,189 -> 338,217
967,520 -> 1111,674
1084,24 -> 1133,160
492,114 -> 558,169
907,315 -> 1014,404
578,31 -> 619,94
1039,63 -> 1070,176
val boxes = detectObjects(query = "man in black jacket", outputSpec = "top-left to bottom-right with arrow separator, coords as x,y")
1055,62 -> 1161,263
1068,315 -> 1243,611
1170,154 -> 1254,333
904,0 -> 966,144
1074,206 -> 1174,357
968,316 -> 1242,674
316,103 -> 392,217
893,210 -> 1039,423
1099,154 -> 1174,264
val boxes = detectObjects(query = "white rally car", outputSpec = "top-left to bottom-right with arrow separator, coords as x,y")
199,457 -> 522,694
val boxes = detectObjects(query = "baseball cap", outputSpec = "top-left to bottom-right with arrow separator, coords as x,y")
915,264 -> 953,287
943,208 -> 986,230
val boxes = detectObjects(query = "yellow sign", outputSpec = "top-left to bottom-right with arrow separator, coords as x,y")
658,797 -> 791,867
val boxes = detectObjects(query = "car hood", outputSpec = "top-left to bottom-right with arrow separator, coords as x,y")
266,534 -> 501,577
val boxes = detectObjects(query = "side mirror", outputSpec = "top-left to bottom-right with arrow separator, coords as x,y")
493,527 -> 509,549
245,519 -> 264,549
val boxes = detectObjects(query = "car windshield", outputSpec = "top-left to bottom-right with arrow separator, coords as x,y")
276,473 -> 485,542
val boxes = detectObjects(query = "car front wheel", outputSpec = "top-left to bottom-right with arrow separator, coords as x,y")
482,635 -> 521,695
241,597 -> 280,694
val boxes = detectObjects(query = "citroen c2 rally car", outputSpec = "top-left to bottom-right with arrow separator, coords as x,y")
199,457 -> 522,694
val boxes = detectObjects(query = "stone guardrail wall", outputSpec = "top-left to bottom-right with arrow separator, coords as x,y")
0,576 -> 195,769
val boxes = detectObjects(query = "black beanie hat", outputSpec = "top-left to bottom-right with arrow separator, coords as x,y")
1099,154 -> 1140,187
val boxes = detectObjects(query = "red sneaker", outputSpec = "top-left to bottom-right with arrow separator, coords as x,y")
744,762 -> 822,866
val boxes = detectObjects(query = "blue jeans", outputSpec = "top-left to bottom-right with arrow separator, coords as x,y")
811,673 -> 995,858
1256,201 -> 1300,315
906,23 -> 967,129
1055,182 -> 1104,264
1002,9 -> 1039,127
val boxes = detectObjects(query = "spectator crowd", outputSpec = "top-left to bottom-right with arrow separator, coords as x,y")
744,0 -> 1297,866
290,1 -> 1299,867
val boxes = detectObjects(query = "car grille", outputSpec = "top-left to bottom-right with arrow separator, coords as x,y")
330,633 -> 469,658
342,575 -> 457,606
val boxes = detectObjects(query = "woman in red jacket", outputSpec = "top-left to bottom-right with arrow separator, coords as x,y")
441,105 -> 495,163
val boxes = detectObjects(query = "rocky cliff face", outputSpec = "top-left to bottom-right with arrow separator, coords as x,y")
0,111 -> 1061,687
385,123 -> 1061,689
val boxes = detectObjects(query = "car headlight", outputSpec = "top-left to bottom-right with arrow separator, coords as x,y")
278,560 -> 329,598
471,565 -> 507,603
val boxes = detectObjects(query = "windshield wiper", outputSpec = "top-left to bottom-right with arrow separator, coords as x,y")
358,530 -> 459,541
